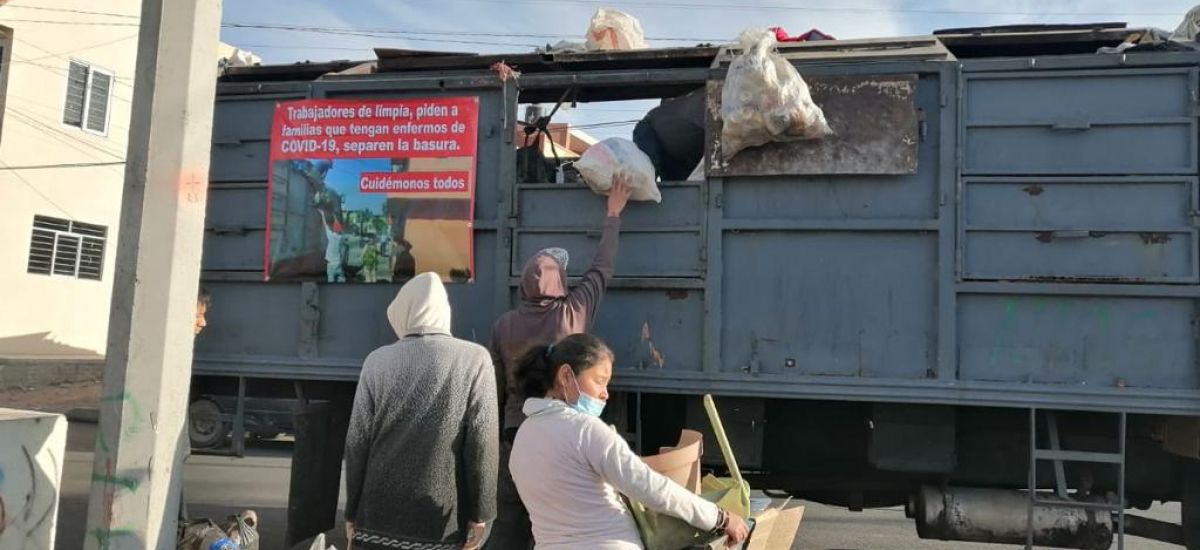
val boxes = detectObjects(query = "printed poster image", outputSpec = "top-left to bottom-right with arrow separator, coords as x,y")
265,97 -> 478,284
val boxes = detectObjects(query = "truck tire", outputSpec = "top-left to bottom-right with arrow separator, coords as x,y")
1187,459 -> 1200,550
189,398 -> 228,449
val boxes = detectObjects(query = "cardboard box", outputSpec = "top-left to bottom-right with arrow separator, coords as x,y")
746,503 -> 805,550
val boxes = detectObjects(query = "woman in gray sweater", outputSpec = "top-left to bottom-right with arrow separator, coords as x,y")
344,272 -> 499,550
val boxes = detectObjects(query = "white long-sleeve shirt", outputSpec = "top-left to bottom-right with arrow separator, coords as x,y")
510,398 -> 720,550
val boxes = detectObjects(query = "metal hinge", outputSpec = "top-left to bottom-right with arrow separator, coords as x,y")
714,193 -> 723,209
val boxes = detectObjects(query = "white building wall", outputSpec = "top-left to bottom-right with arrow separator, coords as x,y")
0,4 -> 251,358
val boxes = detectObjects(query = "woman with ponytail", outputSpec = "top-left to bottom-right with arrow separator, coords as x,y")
508,334 -> 748,549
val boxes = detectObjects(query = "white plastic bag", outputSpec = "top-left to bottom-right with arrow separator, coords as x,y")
575,138 -> 662,203
719,28 -> 832,161
586,8 -> 648,51
1173,5 -> 1200,42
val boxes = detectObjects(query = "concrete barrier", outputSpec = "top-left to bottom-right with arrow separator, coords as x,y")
0,408 -> 68,550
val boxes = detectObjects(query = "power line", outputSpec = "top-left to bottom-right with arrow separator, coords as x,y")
222,24 -> 542,48
568,106 -> 653,113
17,33 -> 140,63
10,39 -> 136,96
9,112 -> 127,163
2,5 -> 140,19
7,95 -> 131,133
570,119 -> 640,130
0,1 -> 1185,17
0,161 -> 126,170
223,22 -> 723,42
8,108 -> 127,161
0,158 -> 76,219
400,0 -> 1181,16
0,18 -> 140,27
11,57 -> 135,100
230,43 -> 376,52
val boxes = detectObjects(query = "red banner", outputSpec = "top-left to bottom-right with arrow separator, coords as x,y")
265,97 -> 480,285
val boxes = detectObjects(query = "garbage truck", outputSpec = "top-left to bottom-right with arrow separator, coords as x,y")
196,23 -> 1200,548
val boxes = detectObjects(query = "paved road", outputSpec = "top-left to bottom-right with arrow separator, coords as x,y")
54,420 -> 1182,550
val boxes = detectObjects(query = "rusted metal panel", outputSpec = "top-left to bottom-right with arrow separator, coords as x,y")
705,74 -> 920,176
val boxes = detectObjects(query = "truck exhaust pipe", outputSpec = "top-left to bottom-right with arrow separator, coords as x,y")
912,486 -> 1113,549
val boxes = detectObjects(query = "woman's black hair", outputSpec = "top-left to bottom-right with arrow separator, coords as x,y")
516,333 -> 614,398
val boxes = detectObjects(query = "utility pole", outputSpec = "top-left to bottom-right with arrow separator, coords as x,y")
83,0 -> 221,548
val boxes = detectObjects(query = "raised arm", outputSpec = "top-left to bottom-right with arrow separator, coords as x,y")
565,177 -> 632,322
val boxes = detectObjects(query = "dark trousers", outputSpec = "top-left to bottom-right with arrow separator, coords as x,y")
487,437 -> 533,549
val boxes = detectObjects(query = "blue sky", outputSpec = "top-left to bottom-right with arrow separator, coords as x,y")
321,158 -> 392,211
222,0 -> 1197,139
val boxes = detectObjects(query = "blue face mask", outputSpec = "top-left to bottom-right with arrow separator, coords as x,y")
568,370 -> 606,418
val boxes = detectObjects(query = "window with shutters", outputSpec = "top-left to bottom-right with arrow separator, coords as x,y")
27,215 -> 108,281
61,60 -> 113,136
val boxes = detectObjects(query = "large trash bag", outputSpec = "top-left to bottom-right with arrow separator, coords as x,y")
177,510 -> 260,550
1173,5 -> 1200,42
720,28 -> 832,161
575,137 -> 662,203
586,8 -> 648,51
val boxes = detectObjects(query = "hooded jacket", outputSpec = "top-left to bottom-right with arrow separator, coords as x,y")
344,273 -> 499,547
491,216 -> 621,432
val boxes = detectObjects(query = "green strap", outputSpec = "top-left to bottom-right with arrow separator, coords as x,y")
703,394 -> 741,486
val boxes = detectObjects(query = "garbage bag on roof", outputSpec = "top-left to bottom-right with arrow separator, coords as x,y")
719,28 -> 832,161
586,8 -> 648,51
1173,5 -> 1200,42
574,138 -> 662,203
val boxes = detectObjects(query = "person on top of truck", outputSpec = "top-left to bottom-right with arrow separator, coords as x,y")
343,272 -> 498,550
509,333 -> 750,549
488,176 -> 633,549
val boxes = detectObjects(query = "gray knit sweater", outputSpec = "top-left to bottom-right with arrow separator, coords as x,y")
344,333 -> 499,544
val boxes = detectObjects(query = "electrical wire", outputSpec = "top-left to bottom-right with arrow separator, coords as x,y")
0,157 -> 76,218
399,0 -> 1182,17
1,4 -> 139,19
0,18 -> 140,27
16,33 -> 140,63
7,95 -> 131,133
8,107 -> 127,161
0,161 -> 126,170
222,22 -> 723,42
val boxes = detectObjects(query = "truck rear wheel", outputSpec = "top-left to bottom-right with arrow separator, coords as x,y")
188,398 -> 228,449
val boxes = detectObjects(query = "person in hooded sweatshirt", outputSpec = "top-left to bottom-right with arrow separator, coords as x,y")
488,177 -> 633,549
343,272 -> 499,550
